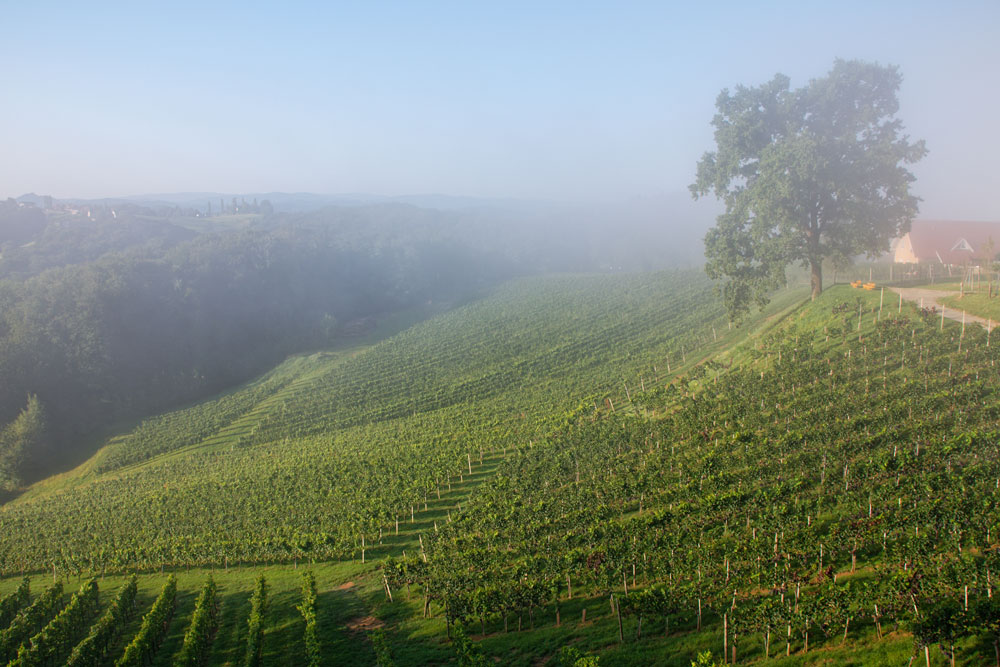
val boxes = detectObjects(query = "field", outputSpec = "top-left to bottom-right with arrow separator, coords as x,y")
1,271 -> 997,665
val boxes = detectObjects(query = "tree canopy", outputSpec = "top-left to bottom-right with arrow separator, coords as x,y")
691,59 -> 927,318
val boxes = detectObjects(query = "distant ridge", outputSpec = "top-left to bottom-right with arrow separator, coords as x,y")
18,191 -> 551,214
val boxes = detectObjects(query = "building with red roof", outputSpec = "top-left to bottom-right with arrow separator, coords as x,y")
893,220 -> 1000,265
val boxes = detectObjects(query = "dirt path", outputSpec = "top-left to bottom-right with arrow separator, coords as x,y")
890,287 -> 996,330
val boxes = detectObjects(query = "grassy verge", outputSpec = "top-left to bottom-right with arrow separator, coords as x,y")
939,291 -> 1000,323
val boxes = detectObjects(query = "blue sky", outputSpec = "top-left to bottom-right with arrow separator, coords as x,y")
2,1 -> 998,219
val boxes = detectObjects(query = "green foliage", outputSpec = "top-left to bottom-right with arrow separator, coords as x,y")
451,626 -> 490,666
175,576 -> 218,667
116,574 -> 176,667
0,582 -> 63,663
244,574 -> 267,667
692,59 -> 926,315
296,572 -> 320,667
0,578 -> 30,629
690,650 -> 723,667
971,593 -> 1000,657
65,576 -> 138,667
10,578 -> 99,666
559,645 -> 601,666
371,628 -> 394,666
911,599 -> 970,663
0,395 -> 46,492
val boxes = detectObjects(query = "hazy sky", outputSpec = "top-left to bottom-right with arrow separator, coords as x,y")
2,1 -> 998,219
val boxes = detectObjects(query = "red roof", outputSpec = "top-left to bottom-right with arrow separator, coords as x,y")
904,219 -> 1000,264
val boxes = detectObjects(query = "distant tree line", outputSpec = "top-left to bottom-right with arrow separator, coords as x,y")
0,214 -> 195,280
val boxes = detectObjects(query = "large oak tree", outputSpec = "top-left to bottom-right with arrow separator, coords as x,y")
691,59 -> 926,318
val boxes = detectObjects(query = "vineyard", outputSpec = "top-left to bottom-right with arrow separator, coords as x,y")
1,271 -> 995,665
0,271 -> 732,577
410,285 -> 1000,665
0,564 -> 387,666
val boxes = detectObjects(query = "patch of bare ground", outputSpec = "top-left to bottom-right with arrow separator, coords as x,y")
346,615 -> 385,632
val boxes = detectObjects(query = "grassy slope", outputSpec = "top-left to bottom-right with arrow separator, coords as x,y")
0,275 -> 832,666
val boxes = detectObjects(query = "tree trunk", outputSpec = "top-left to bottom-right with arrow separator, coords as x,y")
811,258 -> 823,299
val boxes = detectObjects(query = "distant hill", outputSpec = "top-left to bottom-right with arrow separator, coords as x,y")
55,191 -> 548,214
16,190 -> 718,267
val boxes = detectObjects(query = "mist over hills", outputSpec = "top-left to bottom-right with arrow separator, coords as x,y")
0,190 -> 713,494
12,189 -> 716,268
115,191 -> 546,213
16,190 -> 557,214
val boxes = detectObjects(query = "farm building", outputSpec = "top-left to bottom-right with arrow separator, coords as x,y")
893,220 -> 1000,266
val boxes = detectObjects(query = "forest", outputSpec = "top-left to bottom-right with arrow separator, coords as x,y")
0,199 -> 520,490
